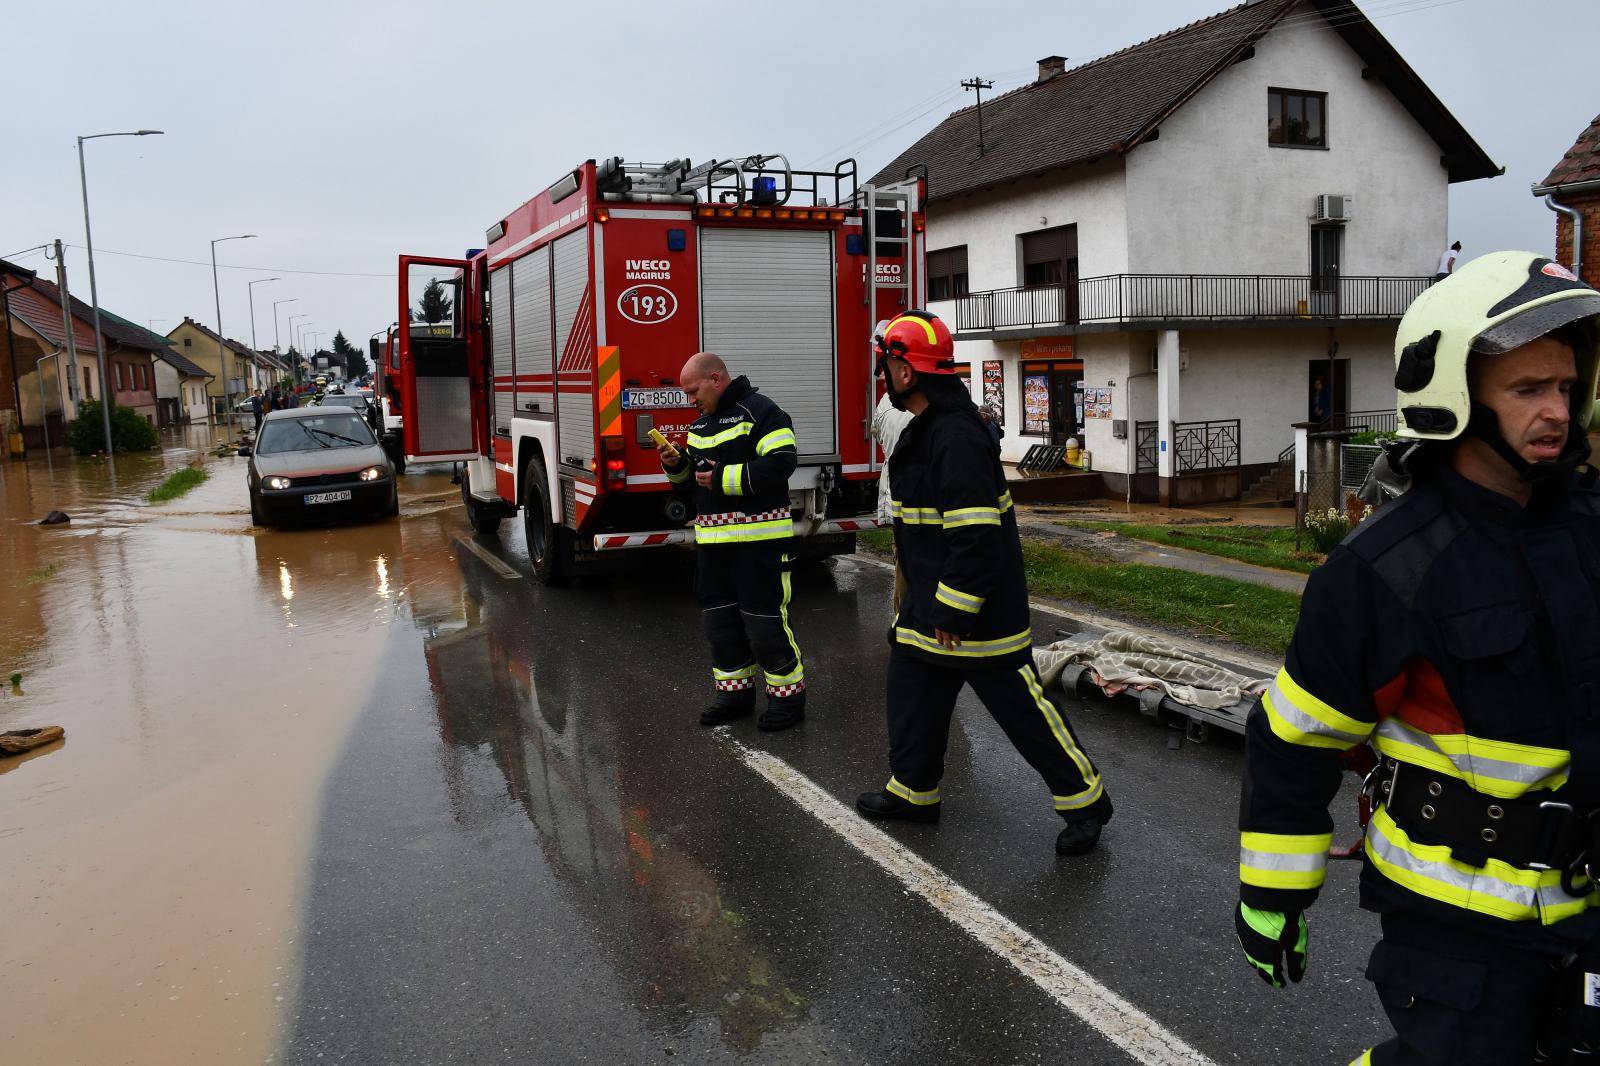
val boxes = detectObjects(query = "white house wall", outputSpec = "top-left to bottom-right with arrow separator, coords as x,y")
1124,0 -> 1447,278
924,157 -> 1129,291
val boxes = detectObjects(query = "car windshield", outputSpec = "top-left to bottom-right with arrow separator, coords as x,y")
256,413 -> 375,454
319,394 -> 368,409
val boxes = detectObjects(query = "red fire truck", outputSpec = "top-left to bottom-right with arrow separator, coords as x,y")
393,154 -> 926,585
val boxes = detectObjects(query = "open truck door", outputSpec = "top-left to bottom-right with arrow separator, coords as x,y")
398,255 -> 481,462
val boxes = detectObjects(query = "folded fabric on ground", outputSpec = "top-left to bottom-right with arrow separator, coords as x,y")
1033,630 -> 1269,711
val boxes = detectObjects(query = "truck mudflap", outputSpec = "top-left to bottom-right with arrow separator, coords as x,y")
592,515 -> 885,552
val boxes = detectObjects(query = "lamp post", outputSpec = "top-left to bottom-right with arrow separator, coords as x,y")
210,235 -> 256,437
272,298 -> 297,355
247,277 -> 279,356
289,315 -> 310,382
78,128 -> 163,455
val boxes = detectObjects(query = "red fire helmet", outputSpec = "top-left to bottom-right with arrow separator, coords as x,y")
873,310 -> 957,375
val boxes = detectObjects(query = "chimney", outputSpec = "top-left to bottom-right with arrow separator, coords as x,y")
1037,55 -> 1067,83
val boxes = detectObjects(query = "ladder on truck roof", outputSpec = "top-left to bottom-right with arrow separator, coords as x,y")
861,179 -> 921,470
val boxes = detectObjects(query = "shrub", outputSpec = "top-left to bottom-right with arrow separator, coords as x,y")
1347,430 -> 1396,446
66,399 -> 159,455
1305,498 -> 1373,554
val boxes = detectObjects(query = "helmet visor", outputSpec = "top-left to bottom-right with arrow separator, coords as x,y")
1472,293 -> 1600,356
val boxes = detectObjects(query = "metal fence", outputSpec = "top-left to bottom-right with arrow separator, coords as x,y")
1131,419 -> 1241,474
956,274 -> 1431,332
1135,421 -> 1158,473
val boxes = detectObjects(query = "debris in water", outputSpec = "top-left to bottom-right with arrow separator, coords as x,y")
8,672 -> 19,686
39,511 -> 71,526
0,726 -> 65,755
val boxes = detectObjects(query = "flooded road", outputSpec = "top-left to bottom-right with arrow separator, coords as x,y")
4,433 -> 1385,1064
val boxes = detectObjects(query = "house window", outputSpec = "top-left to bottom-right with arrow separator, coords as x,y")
1269,88 -> 1326,148
183,337 -> 191,348
84,367 -> 93,399
927,246 -> 969,302
1020,225 -> 1078,289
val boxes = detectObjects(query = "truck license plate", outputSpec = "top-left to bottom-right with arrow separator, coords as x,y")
305,490 -> 352,504
621,388 -> 694,410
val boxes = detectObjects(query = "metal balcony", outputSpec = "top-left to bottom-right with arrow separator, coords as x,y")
954,274 -> 1432,335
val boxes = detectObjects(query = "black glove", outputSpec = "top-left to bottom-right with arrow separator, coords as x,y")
1235,900 -> 1307,989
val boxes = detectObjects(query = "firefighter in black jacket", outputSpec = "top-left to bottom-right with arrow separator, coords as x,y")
853,311 -> 1112,856
658,352 -> 805,732
1236,252 -> 1600,1063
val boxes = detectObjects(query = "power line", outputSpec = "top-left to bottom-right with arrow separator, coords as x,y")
63,243 -> 395,278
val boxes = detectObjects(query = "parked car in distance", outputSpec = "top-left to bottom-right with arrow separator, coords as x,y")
241,408 -> 397,527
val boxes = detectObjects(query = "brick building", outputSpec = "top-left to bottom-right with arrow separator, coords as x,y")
1534,113 -> 1600,288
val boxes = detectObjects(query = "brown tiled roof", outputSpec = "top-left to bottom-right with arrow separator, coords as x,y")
2,275 -> 167,353
1537,114 -> 1600,190
171,316 -> 257,359
870,0 -> 1499,202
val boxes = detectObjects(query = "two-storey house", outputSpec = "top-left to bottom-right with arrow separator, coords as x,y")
167,317 -> 264,419
872,0 -> 1498,504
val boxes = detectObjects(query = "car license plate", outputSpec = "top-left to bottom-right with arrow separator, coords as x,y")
305,490 -> 352,504
621,387 -> 694,410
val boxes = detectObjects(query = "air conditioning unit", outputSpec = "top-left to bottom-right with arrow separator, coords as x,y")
1314,193 -> 1354,223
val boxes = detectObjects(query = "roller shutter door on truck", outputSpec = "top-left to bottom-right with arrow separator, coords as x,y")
512,247 -> 553,420
489,265 -> 514,434
699,228 -> 837,457
552,230 -> 592,466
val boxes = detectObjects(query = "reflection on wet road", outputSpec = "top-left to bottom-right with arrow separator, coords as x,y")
4,433 -> 1385,1064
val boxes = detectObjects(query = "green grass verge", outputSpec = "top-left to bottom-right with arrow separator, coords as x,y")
856,528 -> 1300,654
146,466 -> 209,504
1060,520 -> 1322,575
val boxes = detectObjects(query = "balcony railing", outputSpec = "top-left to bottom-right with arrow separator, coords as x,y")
956,274 -> 1431,332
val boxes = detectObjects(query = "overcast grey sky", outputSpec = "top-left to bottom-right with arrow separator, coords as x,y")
2,0 -> 1593,357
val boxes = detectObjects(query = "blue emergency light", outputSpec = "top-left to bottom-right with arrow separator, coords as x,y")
752,175 -> 778,204
846,234 -> 865,256
463,248 -> 484,258
667,228 -> 686,252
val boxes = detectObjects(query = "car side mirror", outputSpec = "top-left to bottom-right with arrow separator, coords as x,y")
236,445 -> 252,457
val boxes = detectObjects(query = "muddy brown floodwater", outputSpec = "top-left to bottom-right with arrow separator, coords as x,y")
0,429 -> 467,1065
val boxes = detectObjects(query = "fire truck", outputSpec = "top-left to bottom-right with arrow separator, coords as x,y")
392,153 -> 926,585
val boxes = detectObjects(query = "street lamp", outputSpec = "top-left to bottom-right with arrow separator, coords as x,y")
78,128 -> 163,456
210,234 -> 256,437
272,298 -> 297,354
247,277 -> 279,354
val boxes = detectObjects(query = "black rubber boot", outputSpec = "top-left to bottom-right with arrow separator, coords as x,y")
700,693 -> 755,727
758,693 -> 805,732
855,788 -> 940,824
1055,793 -> 1113,856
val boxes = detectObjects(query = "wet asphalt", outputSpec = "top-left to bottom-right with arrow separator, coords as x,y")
280,513 -> 1390,1065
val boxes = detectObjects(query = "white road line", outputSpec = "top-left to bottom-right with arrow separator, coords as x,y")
722,736 -> 1217,1066
847,554 -> 1278,676
450,532 -> 522,580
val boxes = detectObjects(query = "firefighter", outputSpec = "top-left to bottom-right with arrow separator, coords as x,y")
657,352 -> 806,732
853,311 -> 1112,856
1235,251 -> 1600,1063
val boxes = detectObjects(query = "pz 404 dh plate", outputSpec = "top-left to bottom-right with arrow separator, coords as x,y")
305,490 -> 353,504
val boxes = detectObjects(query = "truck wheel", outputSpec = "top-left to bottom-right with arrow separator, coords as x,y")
523,455 -> 573,586
462,474 -> 502,536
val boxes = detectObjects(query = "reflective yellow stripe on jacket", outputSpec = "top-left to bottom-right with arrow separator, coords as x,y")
1364,806 -> 1594,924
756,427 -> 796,455
894,626 -> 1032,658
1261,668 -> 1372,750
688,422 -> 753,449
1373,718 -> 1569,799
934,582 -> 984,614
1239,831 -> 1332,892
721,463 -> 746,496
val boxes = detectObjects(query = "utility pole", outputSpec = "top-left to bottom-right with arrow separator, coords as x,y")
51,240 -> 82,412
962,76 -> 994,157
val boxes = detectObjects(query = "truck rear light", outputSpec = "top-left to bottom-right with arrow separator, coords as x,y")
602,437 -> 627,488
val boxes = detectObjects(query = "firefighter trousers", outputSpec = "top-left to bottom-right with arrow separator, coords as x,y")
1353,910 -> 1600,1065
884,648 -> 1104,817
695,540 -> 805,705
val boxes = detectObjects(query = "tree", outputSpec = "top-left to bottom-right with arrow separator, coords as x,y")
412,278 -> 453,324
66,399 -> 158,455
333,330 -> 370,378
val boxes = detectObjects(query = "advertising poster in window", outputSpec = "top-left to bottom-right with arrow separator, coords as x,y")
982,360 -> 1004,424
1023,374 -> 1050,435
